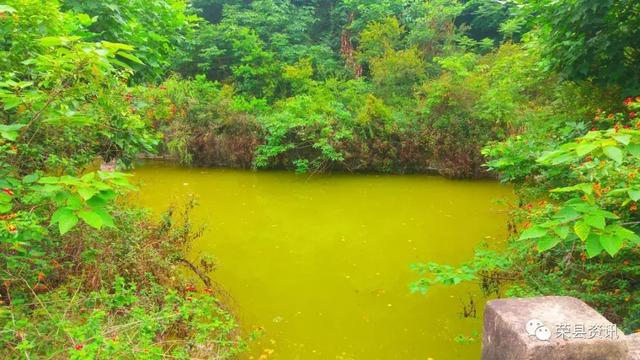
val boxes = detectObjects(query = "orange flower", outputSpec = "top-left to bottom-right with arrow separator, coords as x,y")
6,224 -> 17,233
0,213 -> 16,220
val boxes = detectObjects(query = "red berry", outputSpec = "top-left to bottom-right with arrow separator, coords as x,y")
75,344 -> 83,350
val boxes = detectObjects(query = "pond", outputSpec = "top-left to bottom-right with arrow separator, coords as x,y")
131,161 -> 513,359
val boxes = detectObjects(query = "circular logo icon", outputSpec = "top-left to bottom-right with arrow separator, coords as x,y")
526,319 -> 551,341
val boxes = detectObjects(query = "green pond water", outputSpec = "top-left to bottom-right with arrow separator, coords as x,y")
131,161 -> 513,360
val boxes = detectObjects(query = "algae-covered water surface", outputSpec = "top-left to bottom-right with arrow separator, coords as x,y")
132,162 -> 512,359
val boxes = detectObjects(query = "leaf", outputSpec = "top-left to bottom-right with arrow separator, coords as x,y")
78,210 -> 103,229
628,189 -> 640,201
574,220 -> 590,241
50,207 -> 72,225
0,123 -> 26,140
614,134 -> 631,145
117,51 -> 144,65
576,143 -> 598,156
551,183 -> 592,194
0,203 -> 12,213
22,174 -> 39,184
554,226 -> 570,239
553,206 -> 580,221
611,225 -> 640,244
600,235 -> 623,257
537,237 -> 561,252
602,146 -> 623,163
93,208 -> 115,228
39,36 -> 80,47
519,226 -> 547,240
585,234 -> 603,258
0,5 -> 17,13
58,211 -> 79,235
101,41 -> 135,52
86,195 -> 107,208
628,144 -> 640,157
2,96 -> 22,111
77,187 -> 97,200
38,176 -> 60,184
584,214 -> 605,230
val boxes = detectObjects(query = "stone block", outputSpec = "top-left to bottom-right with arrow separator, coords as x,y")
482,296 -> 628,360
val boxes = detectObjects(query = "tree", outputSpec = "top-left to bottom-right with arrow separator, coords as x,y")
526,0 -> 640,90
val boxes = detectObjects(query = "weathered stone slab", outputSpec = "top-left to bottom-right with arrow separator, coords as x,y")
482,296 -> 627,360
627,333 -> 640,360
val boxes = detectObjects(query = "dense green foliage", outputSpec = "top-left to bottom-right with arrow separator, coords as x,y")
2,0 -> 640,355
526,0 -> 640,90
127,0 -> 570,177
0,1 -> 244,358
409,0 -> 640,334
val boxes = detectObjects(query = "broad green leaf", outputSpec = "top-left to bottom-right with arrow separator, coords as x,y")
0,123 -> 25,140
553,206 -> 580,221
519,226 -> 547,240
537,237 -> 561,252
78,210 -> 103,229
38,177 -> 60,184
81,172 -> 96,182
576,143 -> 598,156
51,207 -> 72,225
585,235 -> 603,258
554,226 -> 570,239
117,51 -> 144,65
101,41 -> 135,51
628,189 -> 640,201
87,195 -> 107,208
93,208 -> 115,228
0,203 -> 12,213
613,134 -> 631,145
66,194 -> 83,209
574,220 -> 590,241
58,211 -> 79,235
602,146 -> 623,163
0,192 -> 11,202
2,96 -> 21,111
611,225 -> 640,244
584,214 -> 605,230
628,144 -> 640,157
22,174 -> 38,184
551,183 -> 592,194
600,235 -> 623,257
0,5 -> 17,13
39,36 -> 80,47
77,187 -> 97,200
